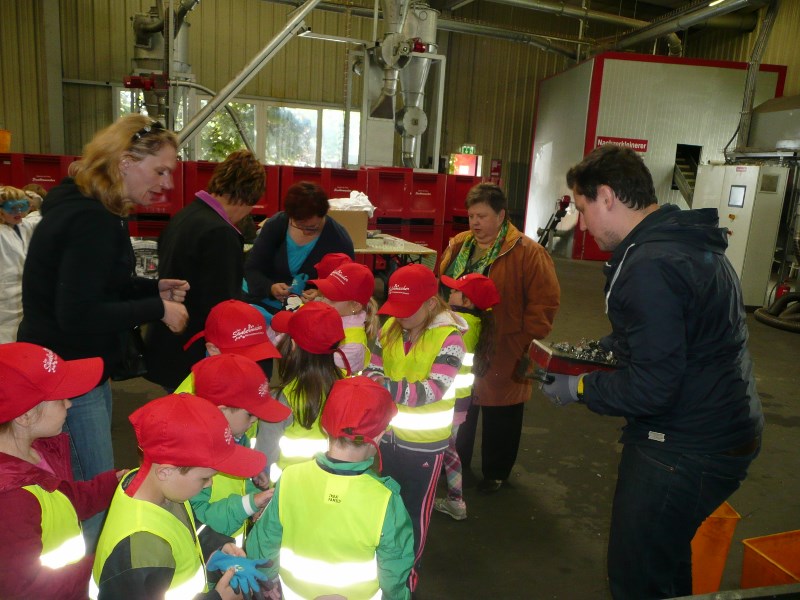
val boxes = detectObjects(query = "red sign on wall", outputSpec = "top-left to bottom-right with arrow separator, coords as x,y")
596,136 -> 649,153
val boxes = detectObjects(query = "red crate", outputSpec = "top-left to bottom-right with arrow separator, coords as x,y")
443,218 -> 470,254
184,161 -> 279,217
279,166 -> 330,209
0,154 -> 12,186
411,172 -> 446,224
445,174 -> 482,220
403,223 -> 443,272
5,153 -> 79,191
130,160 -> 184,216
365,167 -> 412,222
328,168 -> 367,199
128,217 -> 170,239
572,228 -> 611,262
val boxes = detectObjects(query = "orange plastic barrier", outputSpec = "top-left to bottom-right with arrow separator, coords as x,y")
741,529 -> 800,588
0,130 -> 10,152
691,502 -> 741,594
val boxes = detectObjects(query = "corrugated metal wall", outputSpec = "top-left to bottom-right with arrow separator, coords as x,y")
2,0 -> 799,213
685,1 -> 800,97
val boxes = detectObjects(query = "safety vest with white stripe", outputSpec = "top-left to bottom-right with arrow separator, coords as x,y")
381,318 -> 459,448
272,379 -> 329,483
455,311 -> 481,400
207,473 -> 248,545
90,470 -> 206,599
277,459 -> 389,599
22,485 -> 86,571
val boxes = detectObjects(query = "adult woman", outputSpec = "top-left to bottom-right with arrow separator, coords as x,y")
437,183 -> 560,493
17,114 -> 189,547
244,181 -> 355,313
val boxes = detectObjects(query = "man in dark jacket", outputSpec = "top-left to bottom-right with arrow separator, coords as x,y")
145,150 -> 266,390
543,144 -> 763,600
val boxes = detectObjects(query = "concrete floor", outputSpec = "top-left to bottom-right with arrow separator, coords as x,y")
109,257 -> 800,599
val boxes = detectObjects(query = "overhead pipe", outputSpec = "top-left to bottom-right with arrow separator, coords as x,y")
469,0 -> 683,55
263,0 -> 579,59
605,0 -> 756,53
178,0 -> 322,147
736,0 -> 780,150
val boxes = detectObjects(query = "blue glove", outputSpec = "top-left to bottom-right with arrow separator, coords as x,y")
289,273 -> 309,295
207,552 -> 270,594
541,373 -> 582,406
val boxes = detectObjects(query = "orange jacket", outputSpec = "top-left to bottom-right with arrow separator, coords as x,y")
438,223 -> 560,406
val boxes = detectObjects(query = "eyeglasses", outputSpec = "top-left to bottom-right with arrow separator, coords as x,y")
131,120 -> 166,143
1,199 -> 30,215
290,219 -> 324,234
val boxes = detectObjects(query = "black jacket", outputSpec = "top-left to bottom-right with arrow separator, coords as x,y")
18,179 -> 163,382
144,197 -> 246,389
243,211 -> 355,302
584,204 -> 763,453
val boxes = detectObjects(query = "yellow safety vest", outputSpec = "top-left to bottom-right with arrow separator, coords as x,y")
343,325 -> 371,374
455,312 -> 481,400
272,379 -> 328,483
22,485 -> 86,570
90,470 -> 206,600
205,473 -> 248,545
278,460 -> 389,600
381,318 -> 458,447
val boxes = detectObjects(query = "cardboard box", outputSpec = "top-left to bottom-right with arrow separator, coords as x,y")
329,209 -> 368,249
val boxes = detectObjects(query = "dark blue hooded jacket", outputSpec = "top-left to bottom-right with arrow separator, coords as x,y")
583,204 -> 763,453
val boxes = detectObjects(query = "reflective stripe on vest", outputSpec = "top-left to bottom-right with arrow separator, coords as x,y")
278,460 -> 390,600
274,379 -> 328,481
22,485 -> 85,569
382,318 -> 459,445
281,577 -> 381,600
91,469 -> 206,599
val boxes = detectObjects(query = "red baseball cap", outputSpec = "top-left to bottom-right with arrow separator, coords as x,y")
440,273 -> 501,310
192,354 -> 290,423
308,262 -> 375,307
378,264 -> 438,318
314,253 -> 353,279
270,302 -> 345,355
321,376 -> 397,445
129,393 -> 266,478
183,300 -> 280,361
0,343 -> 103,423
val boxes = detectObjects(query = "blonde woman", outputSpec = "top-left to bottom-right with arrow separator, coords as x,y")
18,114 -> 189,549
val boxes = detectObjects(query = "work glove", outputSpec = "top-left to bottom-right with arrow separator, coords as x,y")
207,552 -> 270,595
541,373 -> 583,407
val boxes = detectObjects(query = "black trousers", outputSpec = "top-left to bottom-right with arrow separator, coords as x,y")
456,402 -> 525,481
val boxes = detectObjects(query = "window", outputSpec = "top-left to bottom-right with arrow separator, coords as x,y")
114,90 -> 360,167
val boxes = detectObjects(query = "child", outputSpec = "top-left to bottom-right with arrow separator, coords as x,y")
308,261 -> 380,374
254,301 -> 345,484
0,186 -> 42,343
434,273 -> 500,521
91,393 -> 270,599
363,264 -> 467,592
0,342 -> 121,600
247,376 -> 415,600
189,353 -> 291,547
313,252 -> 352,279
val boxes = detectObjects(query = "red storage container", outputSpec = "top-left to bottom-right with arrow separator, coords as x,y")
443,218 -> 470,255
130,160 -> 184,216
279,166 -> 330,209
365,167 -> 412,222
7,153 -> 79,191
403,222 -> 443,271
445,174 -> 482,221
128,217 -> 170,239
411,172 -> 446,224
328,168 -> 367,199
184,161 -> 279,217
571,229 -> 611,261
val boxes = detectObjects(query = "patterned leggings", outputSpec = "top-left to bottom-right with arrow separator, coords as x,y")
442,423 -> 463,502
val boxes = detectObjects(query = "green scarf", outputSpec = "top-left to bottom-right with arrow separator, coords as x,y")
448,220 -> 509,278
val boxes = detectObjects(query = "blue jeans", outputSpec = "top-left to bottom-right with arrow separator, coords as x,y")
608,443 -> 758,600
62,380 -> 114,552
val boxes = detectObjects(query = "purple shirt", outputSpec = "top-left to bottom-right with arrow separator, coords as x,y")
196,190 -> 241,233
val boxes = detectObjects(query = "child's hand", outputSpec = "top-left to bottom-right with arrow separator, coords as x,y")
253,488 -> 274,510
214,567 -> 244,600
221,542 -> 246,558
252,470 -> 270,490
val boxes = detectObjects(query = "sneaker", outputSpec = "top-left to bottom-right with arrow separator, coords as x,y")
434,497 -> 467,521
